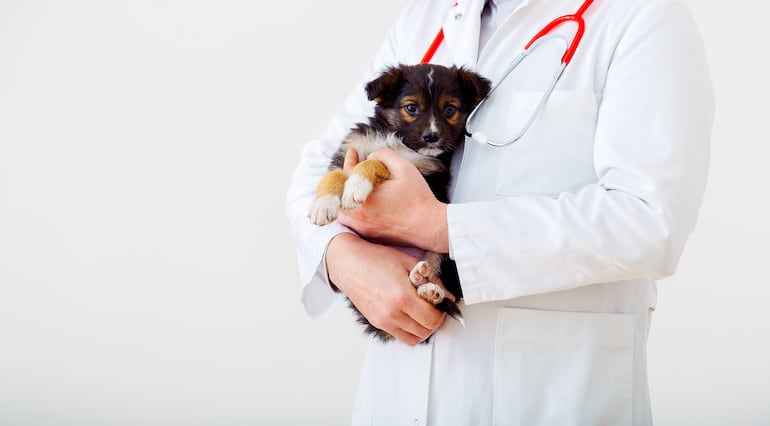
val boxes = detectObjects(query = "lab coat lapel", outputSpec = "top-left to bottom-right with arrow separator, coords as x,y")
441,0 -> 486,67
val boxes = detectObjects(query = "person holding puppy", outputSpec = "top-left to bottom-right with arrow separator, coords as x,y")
286,0 -> 714,424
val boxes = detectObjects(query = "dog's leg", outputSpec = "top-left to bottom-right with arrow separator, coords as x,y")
417,283 -> 446,305
409,252 -> 442,285
341,159 -> 391,210
308,168 -> 347,226
410,252 -> 446,305
409,261 -> 433,286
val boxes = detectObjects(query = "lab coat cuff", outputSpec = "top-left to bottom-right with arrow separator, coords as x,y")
319,228 -> 357,293
447,203 -> 484,305
299,225 -> 354,319
300,267 -> 347,320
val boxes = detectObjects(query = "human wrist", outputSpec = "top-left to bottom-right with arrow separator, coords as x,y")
325,232 -> 363,293
425,201 -> 450,253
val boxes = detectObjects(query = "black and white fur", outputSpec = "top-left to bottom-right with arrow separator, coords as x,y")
309,63 -> 491,342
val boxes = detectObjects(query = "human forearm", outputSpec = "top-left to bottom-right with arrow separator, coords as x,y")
447,1 -> 713,305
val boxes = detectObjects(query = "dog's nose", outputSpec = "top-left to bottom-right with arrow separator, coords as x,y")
422,132 -> 440,144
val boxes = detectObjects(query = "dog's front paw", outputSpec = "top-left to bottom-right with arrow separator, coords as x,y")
341,174 -> 373,210
409,261 -> 434,287
417,283 -> 445,305
308,194 -> 341,226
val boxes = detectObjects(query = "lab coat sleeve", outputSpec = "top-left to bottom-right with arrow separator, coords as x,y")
284,5 -> 417,318
448,1 -> 715,305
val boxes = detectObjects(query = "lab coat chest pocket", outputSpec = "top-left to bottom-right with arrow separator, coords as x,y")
494,91 -> 599,197
493,307 -> 634,426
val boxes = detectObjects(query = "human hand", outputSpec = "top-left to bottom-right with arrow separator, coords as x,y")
337,148 -> 449,253
326,233 -> 451,346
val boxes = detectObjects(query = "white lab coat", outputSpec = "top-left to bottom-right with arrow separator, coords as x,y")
285,0 -> 714,424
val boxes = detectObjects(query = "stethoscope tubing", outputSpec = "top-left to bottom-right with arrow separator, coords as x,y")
466,41 -> 568,147
421,0 -> 597,147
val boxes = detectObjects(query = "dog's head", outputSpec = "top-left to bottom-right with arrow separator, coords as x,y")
365,64 -> 491,158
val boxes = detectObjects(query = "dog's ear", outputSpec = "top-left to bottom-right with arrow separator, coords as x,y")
365,66 -> 406,106
456,67 -> 492,109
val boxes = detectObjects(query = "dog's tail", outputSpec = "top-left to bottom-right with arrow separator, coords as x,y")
436,299 -> 465,329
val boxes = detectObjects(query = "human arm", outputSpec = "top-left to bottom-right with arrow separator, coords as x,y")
326,233 -> 448,345
450,1 -> 714,304
337,1 -> 715,304
287,140 -> 450,343
337,147 -> 450,254
284,2 -> 450,324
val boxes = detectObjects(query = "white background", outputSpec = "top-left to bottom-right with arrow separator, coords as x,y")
0,0 -> 767,425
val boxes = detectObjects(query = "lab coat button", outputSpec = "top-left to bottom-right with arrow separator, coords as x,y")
454,12 -> 463,19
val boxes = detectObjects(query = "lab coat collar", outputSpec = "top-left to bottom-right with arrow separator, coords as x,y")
441,0 -> 486,67
443,0 -> 530,67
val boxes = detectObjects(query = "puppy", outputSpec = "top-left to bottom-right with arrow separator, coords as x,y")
308,63 -> 491,342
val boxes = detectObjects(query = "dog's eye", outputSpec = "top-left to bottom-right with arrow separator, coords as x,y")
404,104 -> 420,116
443,105 -> 457,117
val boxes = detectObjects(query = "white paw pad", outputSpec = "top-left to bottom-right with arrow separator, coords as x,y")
409,261 -> 434,286
308,194 -> 341,226
341,174 -> 373,210
417,283 -> 445,305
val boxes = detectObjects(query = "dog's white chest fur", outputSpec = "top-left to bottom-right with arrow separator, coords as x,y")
341,131 -> 446,176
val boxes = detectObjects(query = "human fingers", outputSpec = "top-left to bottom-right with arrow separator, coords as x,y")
367,253 -> 446,342
388,328 -> 424,346
342,148 -> 359,174
387,311 -> 437,346
368,148 -> 415,177
366,290 -> 436,342
399,293 -> 447,334
327,237 -> 444,344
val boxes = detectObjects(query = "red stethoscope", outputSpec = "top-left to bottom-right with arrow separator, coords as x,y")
422,0 -> 597,147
